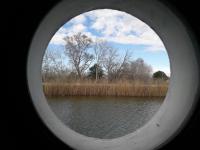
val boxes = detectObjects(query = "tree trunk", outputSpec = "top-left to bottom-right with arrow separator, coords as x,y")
95,65 -> 98,82
77,69 -> 82,79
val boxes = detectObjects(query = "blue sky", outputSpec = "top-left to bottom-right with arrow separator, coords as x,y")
47,9 -> 170,76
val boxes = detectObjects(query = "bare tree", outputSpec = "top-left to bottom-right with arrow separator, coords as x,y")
103,47 -> 133,81
64,33 -> 94,79
114,50 -> 132,79
42,49 -> 66,82
102,46 -> 119,81
128,58 -> 152,81
93,40 -> 108,82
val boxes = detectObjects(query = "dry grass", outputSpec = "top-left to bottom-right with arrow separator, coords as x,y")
43,81 -> 168,97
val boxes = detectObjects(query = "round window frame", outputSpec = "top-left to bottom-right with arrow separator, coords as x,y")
27,0 -> 199,150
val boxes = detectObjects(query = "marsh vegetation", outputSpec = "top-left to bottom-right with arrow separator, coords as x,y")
42,33 -> 169,97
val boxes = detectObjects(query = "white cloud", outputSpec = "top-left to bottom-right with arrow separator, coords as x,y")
69,14 -> 86,24
50,9 -> 166,52
86,9 -> 165,51
70,24 -> 86,34
50,13 -> 87,45
50,24 -> 97,45
50,23 -> 86,44
49,27 -> 67,45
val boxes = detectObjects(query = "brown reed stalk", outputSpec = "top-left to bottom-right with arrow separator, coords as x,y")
43,80 -> 168,97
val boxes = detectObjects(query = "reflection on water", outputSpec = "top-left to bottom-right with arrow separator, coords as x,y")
47,96 -> 163,139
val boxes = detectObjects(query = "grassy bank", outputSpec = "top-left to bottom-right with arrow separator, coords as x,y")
43,81 -> 168,97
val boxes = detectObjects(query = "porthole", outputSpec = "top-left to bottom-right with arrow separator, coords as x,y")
27,0 -> 199,150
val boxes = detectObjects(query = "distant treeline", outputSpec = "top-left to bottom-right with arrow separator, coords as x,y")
42,32 -> 169,97
42,32 -> 169,83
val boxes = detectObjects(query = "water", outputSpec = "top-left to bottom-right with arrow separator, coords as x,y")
47,96 -> 163,139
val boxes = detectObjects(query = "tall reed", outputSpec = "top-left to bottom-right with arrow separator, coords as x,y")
43,81 -> 168,97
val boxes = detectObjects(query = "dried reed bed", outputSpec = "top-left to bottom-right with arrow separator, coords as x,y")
43,81 -> 168,97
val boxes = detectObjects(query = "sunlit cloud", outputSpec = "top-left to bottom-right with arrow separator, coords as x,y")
49,27 -> 66,45
50,9 -> 165,52
70,14 -> 86,24
86,9 -> 165,51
